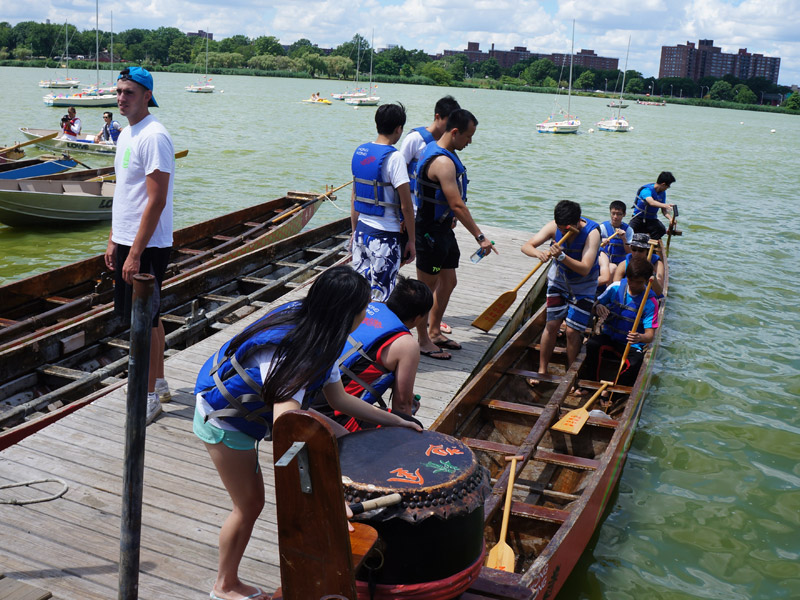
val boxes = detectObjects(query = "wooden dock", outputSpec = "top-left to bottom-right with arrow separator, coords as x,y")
0,223 -> 542,600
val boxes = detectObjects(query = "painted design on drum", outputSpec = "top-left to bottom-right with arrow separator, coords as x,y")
423,460 -> 459,474
387,467 -> 424,485
425,444 -> 464,457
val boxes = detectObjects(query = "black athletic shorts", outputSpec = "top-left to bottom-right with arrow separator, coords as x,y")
113,244 -> 172,327
629,214 -> 666,240
415,228 -> 460,275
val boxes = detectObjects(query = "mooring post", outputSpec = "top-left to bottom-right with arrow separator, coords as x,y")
118,273 -> 154,600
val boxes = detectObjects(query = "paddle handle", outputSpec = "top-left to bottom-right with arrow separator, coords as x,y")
581,381 -> 612,412
0,132 -> 59,154
349,493 -> 401,516
513,226 -> 577,294
498,455 -> 524,544
613,277 -> 654,385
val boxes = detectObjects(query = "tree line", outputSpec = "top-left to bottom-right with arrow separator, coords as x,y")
1,20 -> 795,109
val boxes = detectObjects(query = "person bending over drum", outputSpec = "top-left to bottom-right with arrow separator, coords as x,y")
193,266 -> 422,600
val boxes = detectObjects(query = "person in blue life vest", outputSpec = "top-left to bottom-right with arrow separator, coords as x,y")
309,275 -> 433,431
193,267 -> 422,600
415,108 -> 497,359
399,95 -> 460,337
583,256 -> 659,398
612,232 -> 665,296
350,102 -> 415,301
521,200 -> 601,384
598,200 -> 633,288
94,111 -> 123,144
629,171 -> 676,240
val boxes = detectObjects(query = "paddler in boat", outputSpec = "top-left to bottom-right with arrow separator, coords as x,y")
584,256 -> 659,404
308,275 -> 432,431
597,200 -> 633,290
93,111 -> 123,144
521,200 -> 601,385
58,106 -> 81,140
629,171 -> 676,240
612,232 -> 665,296
399,95 -> 461,337
193,266 -> 422,600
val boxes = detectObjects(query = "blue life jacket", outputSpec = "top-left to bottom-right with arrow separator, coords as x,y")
603,280 -> 657,344
632,183 -> 664,220
194,302 -> 333,440
415,143 -> 468,227
103,120 -> 122,143
352,143 -> 400,218
601,220 -> 630,265
407,127 -> 435,196
554,219 -> 600,281
338,302 -> 409,407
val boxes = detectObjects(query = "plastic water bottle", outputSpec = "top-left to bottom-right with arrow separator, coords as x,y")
470,241 -> 495,263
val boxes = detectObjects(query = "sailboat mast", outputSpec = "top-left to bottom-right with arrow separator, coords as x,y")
368,29 -> 374,96
617,36 -> 631,119
567,20 -> 574,116
95,0 -> 100,88
65,21 -> 69,79
110,12 -> 113,77
205,29 -> 209,82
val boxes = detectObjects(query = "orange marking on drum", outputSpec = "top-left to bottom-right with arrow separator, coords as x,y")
425,444 -> 465,457
387,468 -> 424,485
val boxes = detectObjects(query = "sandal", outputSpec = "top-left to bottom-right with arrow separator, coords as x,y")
421,348 -> 451,360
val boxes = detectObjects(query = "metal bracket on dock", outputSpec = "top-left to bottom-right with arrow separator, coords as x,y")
275,441 -> 312,493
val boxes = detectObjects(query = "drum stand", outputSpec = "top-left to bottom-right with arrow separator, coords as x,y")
271,410 -> 378,600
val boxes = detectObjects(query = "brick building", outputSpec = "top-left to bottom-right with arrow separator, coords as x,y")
659,40 -> 780,84
444,42 -> 618,71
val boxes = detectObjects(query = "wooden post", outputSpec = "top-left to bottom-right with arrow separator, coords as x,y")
272,411 -> 376,600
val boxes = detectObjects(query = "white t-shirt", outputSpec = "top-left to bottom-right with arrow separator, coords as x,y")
399,129 -> 428,166
357,148 -> 410,233
112,114 -> 174,248
195,346 -> 342,430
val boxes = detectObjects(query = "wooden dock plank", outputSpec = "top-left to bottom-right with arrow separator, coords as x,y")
0,223 -> 541,599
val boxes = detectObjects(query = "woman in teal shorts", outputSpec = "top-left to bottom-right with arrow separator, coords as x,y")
194,266 -> 421,600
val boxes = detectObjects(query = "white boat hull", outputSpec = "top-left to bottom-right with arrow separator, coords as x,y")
597,118 -> 632,132
345,96 -> 380,106
537,119 -> 581,134
186,85 -> 215,93
0,178 -> 114,227
19,128 -> 117,156
43,93 -> 118,107
39,79 -> 81,89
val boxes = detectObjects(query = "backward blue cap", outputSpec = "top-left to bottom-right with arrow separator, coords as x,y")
117,66 -> 158,107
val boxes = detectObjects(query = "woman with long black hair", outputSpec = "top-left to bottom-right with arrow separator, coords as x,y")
194,266 -> 421,600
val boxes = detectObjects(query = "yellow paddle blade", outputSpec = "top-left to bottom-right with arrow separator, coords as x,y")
485,539 -> 516,572
552,382 -> 611,435
472,291 -> 516,332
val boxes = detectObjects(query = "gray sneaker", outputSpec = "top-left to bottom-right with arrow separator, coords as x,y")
146,392 -> 162,425
155,378 -> 171,403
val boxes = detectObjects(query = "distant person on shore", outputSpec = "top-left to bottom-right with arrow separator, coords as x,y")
584,256 -> 659,393
414,108 -> 496,359
94,111 -> 122,144
521,200 -> 600,383
104,67 -> 174,425
629,171 -> 676,240
399,95 -> 460,336
613,233 -> 665,296
598,200 -> 633,288
350,102 -> 415,301
59,106 -> 81,140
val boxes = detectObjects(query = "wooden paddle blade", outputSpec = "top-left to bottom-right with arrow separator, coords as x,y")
551,407 -> 589,434
174,149 -> 189,159
472,291 -> 517,332
485,540 -> 516,572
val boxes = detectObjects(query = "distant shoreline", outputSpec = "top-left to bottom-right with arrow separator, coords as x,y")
8,61 -> 796,116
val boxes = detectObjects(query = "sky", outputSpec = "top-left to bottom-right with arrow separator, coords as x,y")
3,0 -> 798,85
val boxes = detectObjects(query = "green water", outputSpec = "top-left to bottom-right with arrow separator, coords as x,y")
2,67 -> 799,598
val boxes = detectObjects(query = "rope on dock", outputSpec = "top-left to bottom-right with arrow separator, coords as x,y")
0,478 -> 68,505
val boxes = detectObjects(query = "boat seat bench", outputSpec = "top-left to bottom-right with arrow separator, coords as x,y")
462,437 -> 601,470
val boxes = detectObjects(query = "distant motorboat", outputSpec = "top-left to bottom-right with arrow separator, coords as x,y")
607,101 -> 629,109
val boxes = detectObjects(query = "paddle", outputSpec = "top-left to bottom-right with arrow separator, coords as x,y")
485,455 -> 523,572
0,132 -> 59,155
665,204 -> 678,256
611,275 -> 654,388
472,227 -> 577,332
551,381 -> 612,434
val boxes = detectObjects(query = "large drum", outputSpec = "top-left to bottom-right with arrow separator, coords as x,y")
338,428 -> 490,589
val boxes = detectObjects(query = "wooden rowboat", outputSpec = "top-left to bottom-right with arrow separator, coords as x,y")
0,191 -> 339,429
0,155 -> 78,179
430,248 -> 669,598
19,127 -> 117,156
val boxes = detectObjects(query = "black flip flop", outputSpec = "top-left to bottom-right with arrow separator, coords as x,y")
421,348 -> 451,360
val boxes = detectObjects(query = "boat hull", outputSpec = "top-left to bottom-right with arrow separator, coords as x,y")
537,120 -> 580,134
186,85 -> 215,93
597,118 -> 632,132
43,93 -> 118,107
19,128 -> 116,156
0,157 -> 77,180
0,179 -> 113,226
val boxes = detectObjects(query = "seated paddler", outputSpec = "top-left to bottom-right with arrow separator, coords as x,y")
309,275 -> 433,432
193,266 -> 421,600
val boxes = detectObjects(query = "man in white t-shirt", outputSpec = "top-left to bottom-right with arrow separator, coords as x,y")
350,102 -> 415,301
103,66 -> 175,425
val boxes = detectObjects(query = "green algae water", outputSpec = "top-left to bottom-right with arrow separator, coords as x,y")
2,66 -> 799,598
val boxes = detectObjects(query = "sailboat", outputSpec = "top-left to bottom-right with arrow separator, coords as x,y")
537,20 -> 580,134
332,38 -> 367,101
345,31 -> 379,106
39,22 -> 81,89
43,1 -> 117,107
597,36 -> 633,132
81,10 -> 116,96
186,31 -> 215,93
